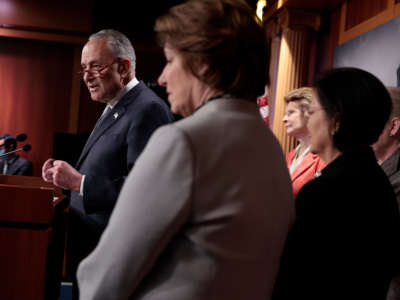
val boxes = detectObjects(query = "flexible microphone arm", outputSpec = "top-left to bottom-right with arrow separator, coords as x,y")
0,144 -> 31,158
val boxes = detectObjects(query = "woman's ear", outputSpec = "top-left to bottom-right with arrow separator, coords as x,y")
198,64 -> 209,77
330,115 -> 340,136
389,117 -> 400,137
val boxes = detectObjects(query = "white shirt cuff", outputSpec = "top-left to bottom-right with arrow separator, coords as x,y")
80,175 -> 85,196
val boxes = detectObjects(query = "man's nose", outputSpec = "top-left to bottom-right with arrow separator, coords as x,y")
84,71 -> 95,82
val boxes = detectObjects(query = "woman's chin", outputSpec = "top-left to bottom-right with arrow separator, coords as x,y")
170,106 -> 185,118
309,146 -> 319,155
286,131 -> 294,137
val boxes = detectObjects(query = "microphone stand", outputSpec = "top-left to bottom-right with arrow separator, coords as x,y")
0,145 -> 31,158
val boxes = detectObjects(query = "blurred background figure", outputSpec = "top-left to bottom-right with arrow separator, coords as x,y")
273,68 -> 400,300
374,87 -> 400,203
282,87 -> 325,198
373,86 -> 400,300
0,134 -> 32,176
77,0 -> 294,299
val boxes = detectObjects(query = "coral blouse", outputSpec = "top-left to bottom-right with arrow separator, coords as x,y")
286,147 -> 326,199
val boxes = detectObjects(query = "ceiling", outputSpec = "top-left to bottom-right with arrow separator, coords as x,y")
283,0 -> 345,12
89,0 -> 272,82
92,0 -> 259,35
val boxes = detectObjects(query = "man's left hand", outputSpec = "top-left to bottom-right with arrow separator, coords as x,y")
46,160 -> 83,192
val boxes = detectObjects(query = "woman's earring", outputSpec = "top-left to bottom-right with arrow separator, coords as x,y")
331,123 -> 339,136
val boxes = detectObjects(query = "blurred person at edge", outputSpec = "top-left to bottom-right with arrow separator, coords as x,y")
373,86 -> 400,300
282,87 -> 325,199
0,134 -> 32,176
273,67 -> 400,300
77,1 -> 294,300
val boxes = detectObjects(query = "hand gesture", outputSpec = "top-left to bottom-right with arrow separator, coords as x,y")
42,159 -> 82,192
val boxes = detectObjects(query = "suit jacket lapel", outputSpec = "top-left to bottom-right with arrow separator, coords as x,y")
76,102 -> 127,168
75,82 -> 145,168
291,153 -> 316,182
7,161 -> 17,175
5,156 -> 21,175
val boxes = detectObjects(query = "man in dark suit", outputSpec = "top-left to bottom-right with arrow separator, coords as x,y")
373,87 -> 400,300
42,29 -> 173,298
0,134 -> 32,176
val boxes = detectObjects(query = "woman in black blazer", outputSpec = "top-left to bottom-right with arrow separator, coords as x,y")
273,67 -> 400,300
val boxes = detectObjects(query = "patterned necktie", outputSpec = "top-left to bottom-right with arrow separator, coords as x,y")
77,106 -> 113,168
90,106 -> 112,138
96,106 -> 112,129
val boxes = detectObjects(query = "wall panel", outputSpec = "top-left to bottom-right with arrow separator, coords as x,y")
0,0 -> 93,34
0,37 -> 75,176
314,8 -> 341,78
345,0 -> 388,29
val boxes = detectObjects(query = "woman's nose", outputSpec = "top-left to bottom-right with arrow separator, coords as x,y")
158,70 -> 166,87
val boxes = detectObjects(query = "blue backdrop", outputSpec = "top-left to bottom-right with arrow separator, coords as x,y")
334,16 -> 400,87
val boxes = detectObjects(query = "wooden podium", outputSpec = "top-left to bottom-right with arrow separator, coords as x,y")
0,175 -> 68,300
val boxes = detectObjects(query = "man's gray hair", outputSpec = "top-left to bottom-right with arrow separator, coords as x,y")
89,29 -> 136,74
387,86 -> 400,119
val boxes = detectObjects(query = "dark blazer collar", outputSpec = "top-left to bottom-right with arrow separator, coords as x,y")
321,146 -> 375,178
291,152 -> 321,182
114,81 -> 146,109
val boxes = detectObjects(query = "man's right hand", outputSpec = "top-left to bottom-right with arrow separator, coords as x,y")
42,158 -> 55,182
42,158 -> 82,192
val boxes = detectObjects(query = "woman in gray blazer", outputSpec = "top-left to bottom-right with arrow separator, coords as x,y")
77,1 -> 294,299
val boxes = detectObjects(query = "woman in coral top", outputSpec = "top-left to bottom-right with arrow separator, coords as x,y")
282,87 -> 325,198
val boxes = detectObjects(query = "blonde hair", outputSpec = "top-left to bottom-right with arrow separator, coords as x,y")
284,87 -> 313,112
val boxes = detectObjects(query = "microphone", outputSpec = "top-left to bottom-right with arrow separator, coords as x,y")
16,133 -> 27,142
0,144 -> 31,158
3,134 -> 28,147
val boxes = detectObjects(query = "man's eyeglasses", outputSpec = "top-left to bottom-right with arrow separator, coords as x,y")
78,60 -> 118,78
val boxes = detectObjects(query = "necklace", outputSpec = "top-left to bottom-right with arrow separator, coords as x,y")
289,144 -> 311,175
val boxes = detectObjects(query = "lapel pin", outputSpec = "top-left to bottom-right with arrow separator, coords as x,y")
114,112 -> 119,119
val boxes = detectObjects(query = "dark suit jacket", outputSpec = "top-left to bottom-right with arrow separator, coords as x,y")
67,81 -> 174,274
379,147 -> 400,300
381,147 -> 400,211
0,155 -> 32,176
273,146 -> 400,300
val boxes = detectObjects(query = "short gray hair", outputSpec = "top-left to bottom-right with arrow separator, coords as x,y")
89,29 -> 136,74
